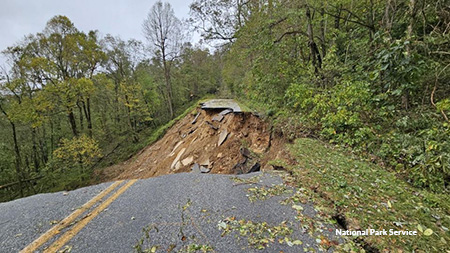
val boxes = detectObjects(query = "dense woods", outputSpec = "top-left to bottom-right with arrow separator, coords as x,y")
0,5 -> 221,200
1,0 -> 449,201
190,0 -> 449,192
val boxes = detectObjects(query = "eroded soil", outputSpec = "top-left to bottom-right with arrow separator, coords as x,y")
97,107 -> 291,182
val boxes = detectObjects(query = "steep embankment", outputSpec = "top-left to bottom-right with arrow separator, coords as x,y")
97,104 -> 289,182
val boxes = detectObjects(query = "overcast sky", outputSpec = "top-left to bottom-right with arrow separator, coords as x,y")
0,0 -> 196,65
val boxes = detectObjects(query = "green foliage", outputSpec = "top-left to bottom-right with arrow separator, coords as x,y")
41,135 -> 102,191
1,14 -> 221,201
218,0 -> 450,193
51,135 -> 102,171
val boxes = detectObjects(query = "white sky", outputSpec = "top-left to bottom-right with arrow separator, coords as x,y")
0,0 -> 198,66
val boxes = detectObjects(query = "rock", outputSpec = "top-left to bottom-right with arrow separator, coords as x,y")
232,157 -> 247,174
217,153 -> 223,158
247,162 -> 261,173
191,112 -> 200,124
191,163 -> 200,173
240,147 -> 251,158
212,114 -> 224,122
181,156 -> 194,166
171,148 -> 186,169
218,130 -> 229,146
219,109 -> 233,116
205,121 -> 218,130
187,127 -> 197,135
169,141 -> 184,157
200,158 -> 210,167
200,166 -> 210,173
175,161 -> 182,171
272,164 -> 286,171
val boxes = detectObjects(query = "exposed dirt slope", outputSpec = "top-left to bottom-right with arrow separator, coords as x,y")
97,106 -> 289,182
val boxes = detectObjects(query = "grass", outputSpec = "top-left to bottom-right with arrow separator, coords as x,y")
285,138 -> 450,252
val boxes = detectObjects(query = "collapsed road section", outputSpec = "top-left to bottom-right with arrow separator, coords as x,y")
98,99 -> 285,182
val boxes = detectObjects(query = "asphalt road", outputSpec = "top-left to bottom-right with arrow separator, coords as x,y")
0,172 -> 341,252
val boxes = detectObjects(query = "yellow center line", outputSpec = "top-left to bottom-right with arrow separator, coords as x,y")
20,180 -> 124,253
44,179 -> 138,253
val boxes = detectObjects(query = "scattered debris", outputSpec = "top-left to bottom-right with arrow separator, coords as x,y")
174,161 -> 182,171
212,114 -> 224,122
99,100 -> 273,181
217,217 -> 293,250
205,121 -> 218,130
248,163 -> 261,173
200,158 -> 210,167
200,166 -> 211,173
187,127 -> 197,135
181,156 -> 194,166
218,130 -> 229,146
272,164 -> 286,171
240,147 -> 251,158
191,112 -> 200,124
220,109 -> 233,116
171,148 -> 186,170
247,184 -> 292,202
169,141 -> 184,157
233,157 -> 248,174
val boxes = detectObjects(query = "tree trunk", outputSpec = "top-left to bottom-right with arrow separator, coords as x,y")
335,4 -> 341,29
125,94 -> 139,143
306,6 -> 322,75
403,0 -> 417,110
41,125 -> 48,164
383,0 -> 393,36
320,5 -> 327,59
82,98 -> 93,137
0,105 -> 24,197
50,119 -> 55,156
68,108 -> 78,137
31,127 -> 39,173
11,121 -> 24,197
162,47 -> 174,119
77,102 -> 84,132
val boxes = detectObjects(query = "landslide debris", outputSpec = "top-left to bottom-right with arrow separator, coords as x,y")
97,101 -> 289,181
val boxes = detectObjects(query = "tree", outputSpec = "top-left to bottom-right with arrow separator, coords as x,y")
102,36 -> 153,142
142,1 -> 185,118
189,0 -> 254,44
28,16 -> 105,137
0,74 -> 25,197
51,134 -> 102,183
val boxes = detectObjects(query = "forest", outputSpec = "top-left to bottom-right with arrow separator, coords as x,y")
1,0 -> 449,202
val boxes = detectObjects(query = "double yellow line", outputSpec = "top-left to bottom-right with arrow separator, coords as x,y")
21,179 -> 137,253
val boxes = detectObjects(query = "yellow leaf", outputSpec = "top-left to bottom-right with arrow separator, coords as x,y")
417,224 -> 423,233
424,229 -> 433,236
293,240 -> 303,245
